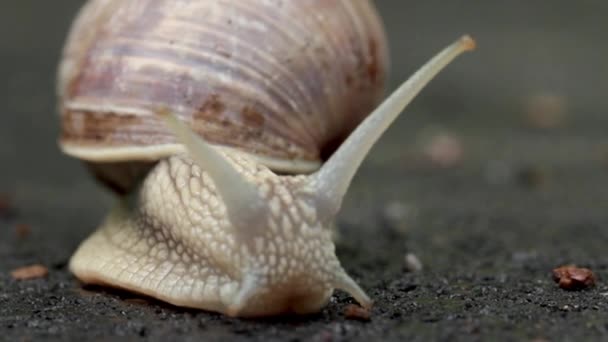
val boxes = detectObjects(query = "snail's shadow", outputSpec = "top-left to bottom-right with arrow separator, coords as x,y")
78,283 -> 338,325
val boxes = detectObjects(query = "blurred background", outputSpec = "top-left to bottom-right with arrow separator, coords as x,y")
1,2 -> 608,339
0,1 -> 606,242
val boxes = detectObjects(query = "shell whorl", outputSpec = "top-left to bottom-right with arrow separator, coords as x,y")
58,0 -> 389,176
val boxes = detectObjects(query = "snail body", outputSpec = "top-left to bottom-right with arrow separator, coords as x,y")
58,0 -> 475,317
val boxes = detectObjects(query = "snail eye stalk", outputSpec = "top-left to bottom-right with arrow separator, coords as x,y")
311,35 -> 476,218
159,110 -> 268,241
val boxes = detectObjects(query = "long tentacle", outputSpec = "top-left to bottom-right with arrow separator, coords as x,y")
311,35 -> 476,218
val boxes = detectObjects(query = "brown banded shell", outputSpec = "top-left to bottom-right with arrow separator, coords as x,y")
58,0 -> 389,192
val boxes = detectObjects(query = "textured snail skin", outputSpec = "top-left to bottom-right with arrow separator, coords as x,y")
68,35 -> 475,316
70,152 -> 351,316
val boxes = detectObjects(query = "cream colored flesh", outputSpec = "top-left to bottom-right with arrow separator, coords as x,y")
69,35 -> 475,317
70,152 -> 362,317
60,142 -> 322,174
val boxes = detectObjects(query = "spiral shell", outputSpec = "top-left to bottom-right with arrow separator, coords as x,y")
58,0 -> 389,189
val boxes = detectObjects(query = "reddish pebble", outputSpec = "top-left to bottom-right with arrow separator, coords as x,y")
552,265 -> 595,290
0,194 -> 11,216
10,264 -> 49,280
524,92 -> 567,129
15,223 -> 31,239
343,304 -> 371,321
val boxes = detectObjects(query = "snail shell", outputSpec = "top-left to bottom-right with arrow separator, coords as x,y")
58,0 -> 389,192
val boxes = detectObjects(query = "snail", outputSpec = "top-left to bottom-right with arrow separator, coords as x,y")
57,0 -> 475,317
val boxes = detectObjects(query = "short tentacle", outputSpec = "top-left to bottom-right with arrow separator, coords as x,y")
226,271 -> 260,317
332,268 -> 372,309
159,110 -> 268,240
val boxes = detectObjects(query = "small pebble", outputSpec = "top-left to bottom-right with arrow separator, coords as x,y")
381,201 -> 415,235
423,133 -> 464,168
516,166 -> 548,189
11,264 -> 49,280
524,92 -> 567,129
0,194 -> 13,217
15,223 -> 31,239
552,265 -> 595,290
404,253 -> 423,272
343,304 -> 371,321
